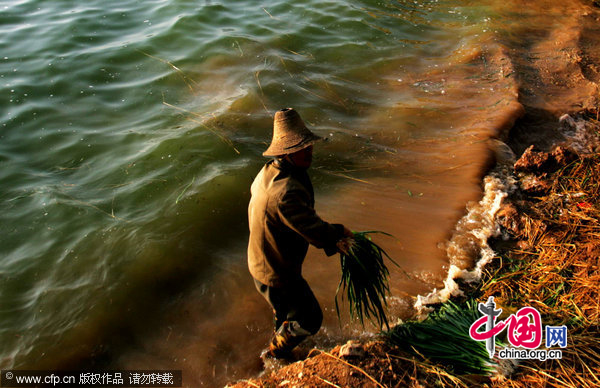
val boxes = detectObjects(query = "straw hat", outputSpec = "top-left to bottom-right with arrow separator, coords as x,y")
263,108 -> 322,157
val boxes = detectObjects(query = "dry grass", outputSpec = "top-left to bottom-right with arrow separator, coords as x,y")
385,147 -> 600,387
478,151 -> 600,387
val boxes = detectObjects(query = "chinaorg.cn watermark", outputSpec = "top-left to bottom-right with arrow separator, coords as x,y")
497,347 -> 563,361
469,296 -> 568,361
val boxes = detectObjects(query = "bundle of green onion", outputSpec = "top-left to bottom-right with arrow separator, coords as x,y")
385,300 -> 501,375
335,231 -> 399,329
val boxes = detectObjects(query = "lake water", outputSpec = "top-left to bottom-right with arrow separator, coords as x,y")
1,0 -> 594,385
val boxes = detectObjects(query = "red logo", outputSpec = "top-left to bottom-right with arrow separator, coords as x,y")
469,297 -> 543,357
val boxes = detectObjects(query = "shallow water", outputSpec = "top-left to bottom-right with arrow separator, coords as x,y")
1,0 -> 597,385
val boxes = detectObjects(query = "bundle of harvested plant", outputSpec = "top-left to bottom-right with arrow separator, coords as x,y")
335,231 -> 399,329
385,300 -> 503,376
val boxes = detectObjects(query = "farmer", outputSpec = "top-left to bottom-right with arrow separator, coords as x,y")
248,107 -> 352,359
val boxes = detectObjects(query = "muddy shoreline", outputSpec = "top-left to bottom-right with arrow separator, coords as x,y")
227,109 -> 600,388
227,1 -> 600,386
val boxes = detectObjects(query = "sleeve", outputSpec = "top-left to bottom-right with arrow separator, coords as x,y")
277,188 -> 345,256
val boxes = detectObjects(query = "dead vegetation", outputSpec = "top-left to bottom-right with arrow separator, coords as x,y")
481,115 -> 600,387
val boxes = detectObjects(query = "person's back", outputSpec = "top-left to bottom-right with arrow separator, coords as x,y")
248,158 -> 317,288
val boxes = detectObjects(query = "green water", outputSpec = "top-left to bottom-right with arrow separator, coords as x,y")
2,0 -> 573,384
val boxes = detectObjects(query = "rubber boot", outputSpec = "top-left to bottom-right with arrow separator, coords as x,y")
266,321 -> 308,359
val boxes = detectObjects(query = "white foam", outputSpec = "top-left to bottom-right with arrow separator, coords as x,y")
414,169 -> 516,318
559,114 -> 600,153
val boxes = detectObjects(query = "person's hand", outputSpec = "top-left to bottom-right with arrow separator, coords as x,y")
337,227 -> 354,255
336,237 -> 353,255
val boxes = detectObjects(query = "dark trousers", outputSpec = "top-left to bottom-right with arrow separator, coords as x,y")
254,277 -> 323,337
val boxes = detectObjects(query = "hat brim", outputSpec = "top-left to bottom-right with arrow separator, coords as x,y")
262,133 -> 323,157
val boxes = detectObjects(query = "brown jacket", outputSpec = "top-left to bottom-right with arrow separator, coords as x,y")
248,159 -> 344,287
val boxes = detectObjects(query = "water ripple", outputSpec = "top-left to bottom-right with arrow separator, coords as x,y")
0,0 -> 528,376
